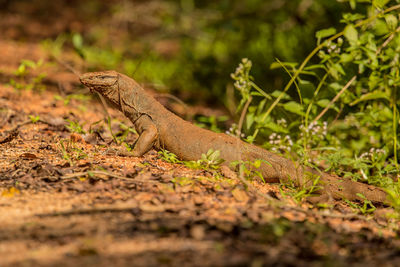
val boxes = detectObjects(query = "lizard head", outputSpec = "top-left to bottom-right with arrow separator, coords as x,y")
80,71 -> 119,94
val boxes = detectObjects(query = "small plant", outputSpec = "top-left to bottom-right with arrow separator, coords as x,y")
184,149 -> 225,170
9,59 -> 47,91
386,183 -> 400,211
105,117 -> 119,145
279,171 -> 323,203
58,139 -> 88,165
230,159 -> 270,183
105,121 -> 137,149
116,122 -> 136,144
28,115 -> 40,123
54,94 -> 91,105
345,193 -> 376,215
158,149 -> 182,164
65,119 -> 86,134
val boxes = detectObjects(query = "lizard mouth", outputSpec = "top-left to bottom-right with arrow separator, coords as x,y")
80,71 -> 119,92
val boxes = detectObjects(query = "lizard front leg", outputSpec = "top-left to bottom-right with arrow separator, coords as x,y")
130,114 -> 159,157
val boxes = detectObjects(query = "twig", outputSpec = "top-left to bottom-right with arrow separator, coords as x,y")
51,54 -> 81,77
1,119 -> 33,144
96,92 -> 112,119
237,96 -> 252,138
35,203 -> 192,217
95,92 -> 119,144
60,170 -> 156,184
315,211 -> 368,220
0,108 -> 13,126
0,129 -> 18,144
376,25 -> 400,55
4,119 -> 31,132
1,118 -> 66,137
36,205 -> 139,217
311,75 -> 356,125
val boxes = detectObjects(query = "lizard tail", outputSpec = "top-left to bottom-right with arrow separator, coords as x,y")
319,173 -> 388,204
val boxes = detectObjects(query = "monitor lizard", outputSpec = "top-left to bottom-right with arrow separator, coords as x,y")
80,70 -> 387,204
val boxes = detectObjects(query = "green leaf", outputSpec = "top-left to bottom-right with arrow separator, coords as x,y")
329,63 -> 345,80
256,99 -> 267,115
341,13 -> 365,23
271,90 -> 291,100
385,14 -> 398,31
262,121 -> 289,133
72,33 -> 83,49
316,99 -> 330,108
340,53 -> 353,63
328,82 -> 342,91
344,24 -> 358,45
21,59 -> 37,68
17,64 -> 26,74
28,115 -> 40,123
332,63 -> 345,75
317,99 -> 339,112
349,0 -> 356,10
315,28 -> 337,40
246,113 -> 255,130
304,64 -> 326,71
368,73 -> 381,90
374,19 -> 389,36
350,91 -> 390,106
373,0 -> 390,9
298,80 -> 315,99
210,150 -> 220,161
270,62 -> 298,70
72,33 -> 85,59
282,101 -> 304,116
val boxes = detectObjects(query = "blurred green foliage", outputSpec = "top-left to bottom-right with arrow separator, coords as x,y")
52,0 -> 350,102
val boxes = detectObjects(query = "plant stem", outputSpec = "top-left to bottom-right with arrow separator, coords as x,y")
393,85 -> 398,172
311,75 -> 357,125
237,96 -> 253,138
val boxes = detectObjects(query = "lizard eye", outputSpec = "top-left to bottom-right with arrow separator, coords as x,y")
80,71 -> 118,89
98,75 -> 118,86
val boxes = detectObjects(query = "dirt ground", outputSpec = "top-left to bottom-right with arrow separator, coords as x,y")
1,1 -> 400,266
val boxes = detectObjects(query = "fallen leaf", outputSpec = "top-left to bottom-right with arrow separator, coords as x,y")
1,187 -> 20,197
231,188 -> 249,202
20,152 -> 38,159
0,129 -> 18,144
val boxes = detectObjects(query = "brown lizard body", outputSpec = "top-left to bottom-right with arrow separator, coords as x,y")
80,70 -> 387,203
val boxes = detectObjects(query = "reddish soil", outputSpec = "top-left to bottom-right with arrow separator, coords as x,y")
0,1 -> 399,266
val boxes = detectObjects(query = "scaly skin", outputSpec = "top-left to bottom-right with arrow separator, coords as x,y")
80,70 -> 387,203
